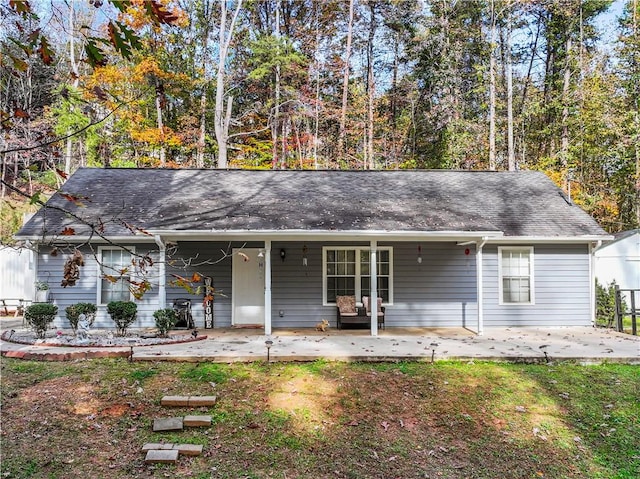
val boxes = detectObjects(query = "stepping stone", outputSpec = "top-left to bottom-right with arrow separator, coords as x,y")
142,443 -> 174,452
160,395 -> 217,407
188,396 -> 217,407
141,443 -> 203,457
145,449 -> 179,464
153,417 -> 184,432
175,444 -> 203,456
161,396 -> 190,407
184,415 -> 212,427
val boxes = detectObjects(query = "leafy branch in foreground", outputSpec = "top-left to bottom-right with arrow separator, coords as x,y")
6,0 -> 180,69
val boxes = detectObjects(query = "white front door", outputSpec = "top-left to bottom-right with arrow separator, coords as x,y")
232,248 -> 265,326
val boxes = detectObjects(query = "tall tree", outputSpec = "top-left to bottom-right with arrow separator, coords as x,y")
338,0 -> 355,160
214,0 -> 243,169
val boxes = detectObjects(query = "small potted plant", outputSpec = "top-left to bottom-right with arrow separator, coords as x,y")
35,281 -> 50,303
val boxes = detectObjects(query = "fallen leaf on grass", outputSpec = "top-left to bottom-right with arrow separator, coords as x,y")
381,421 -> 390,431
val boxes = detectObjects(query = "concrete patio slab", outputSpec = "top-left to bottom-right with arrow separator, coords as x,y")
1,322 -> 638,364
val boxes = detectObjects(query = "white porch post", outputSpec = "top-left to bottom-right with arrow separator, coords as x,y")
154,235 -> 166,310
264,239 -> 272,335
370,240 -> 378,336
476,238 -> 487,335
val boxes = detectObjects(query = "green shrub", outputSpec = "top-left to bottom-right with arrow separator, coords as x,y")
596,280 -> 626,328
24,303 -> 58,339
106,301 -> 137,336
153,308 -> 177,337
65,303 -> 98,333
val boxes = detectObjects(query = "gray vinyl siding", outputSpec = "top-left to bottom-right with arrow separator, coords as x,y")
482,244 -> 591,327
270,241 -> 477,328
271,242 -> 332,328
36,239 -> 592,331
392,242 -> 478,327
164,241 -> 239,329
37,243 -> 160,328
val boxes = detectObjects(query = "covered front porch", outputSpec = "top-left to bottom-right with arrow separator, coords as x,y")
150,233 -> 498,336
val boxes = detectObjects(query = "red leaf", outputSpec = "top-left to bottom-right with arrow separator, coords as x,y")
9,0 -> 32,14
27,28 -> 41,45
60,227 -> 76,236
91,86 -> 108,101
59,193 -> 86,206
14,108 -> 29,119
37,36 -> 54,65
146,0 -> 180,25
55,168 -> 68,179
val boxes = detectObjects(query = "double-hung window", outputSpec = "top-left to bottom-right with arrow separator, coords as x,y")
98,247 -> 134,304
499,247 -> 534,304
323,247 -> 392,305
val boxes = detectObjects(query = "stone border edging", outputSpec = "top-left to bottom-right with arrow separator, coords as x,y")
1,349 -> 131,361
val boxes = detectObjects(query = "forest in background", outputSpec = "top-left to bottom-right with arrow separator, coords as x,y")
1,0 -> 638,242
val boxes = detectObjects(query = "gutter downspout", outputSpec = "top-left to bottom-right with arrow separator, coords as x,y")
589,240 -> 601,327
476,237 -> 488,335
154,235 -> 166,311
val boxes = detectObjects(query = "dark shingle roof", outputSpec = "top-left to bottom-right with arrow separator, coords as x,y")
17,168 -> 608,239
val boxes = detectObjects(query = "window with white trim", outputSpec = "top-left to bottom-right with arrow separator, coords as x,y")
499,247 -> 534,304
323,247 -> 392,305
98,247 -> 134,304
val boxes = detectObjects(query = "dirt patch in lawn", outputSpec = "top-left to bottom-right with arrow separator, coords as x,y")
1,359 -> 637,479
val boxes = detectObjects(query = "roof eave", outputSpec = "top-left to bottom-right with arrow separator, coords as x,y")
145,229 -> 505,242
485,235 -> 613,244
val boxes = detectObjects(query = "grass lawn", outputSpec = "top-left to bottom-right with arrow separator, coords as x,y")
0,358 -> 638,479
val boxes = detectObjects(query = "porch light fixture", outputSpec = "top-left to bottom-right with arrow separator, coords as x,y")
280,248 -> 286,262
417,244 -> 422,264
257,249 -> 264,258
302,244 -> 308,266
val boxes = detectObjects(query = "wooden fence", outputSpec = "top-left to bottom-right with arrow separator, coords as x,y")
614,286 -> 639,336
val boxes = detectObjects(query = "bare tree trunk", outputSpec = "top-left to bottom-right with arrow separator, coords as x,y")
338,0 -> 355,162
197,91 -> 207,168
488,0 -> 496,170
196,2 -> 213,169
214,0 -> 243,169
506,2 -> 515,171
561,35 -> 572,181
366,1 -> 376,170
1,157 -> 6,199
313,65 -> 320,169
390,33 -> 399,166
633,0 -> 640,225
154,77 -> 166,167
64,2 -> 80,175
274,0 -> 283,168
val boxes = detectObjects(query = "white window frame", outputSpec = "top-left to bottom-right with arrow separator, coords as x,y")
498,246 -> 535,305
97,246 -> 135,305
322,246 -> 393,306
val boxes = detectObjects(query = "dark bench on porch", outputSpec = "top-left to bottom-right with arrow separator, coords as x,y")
336,295 -> 368,329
